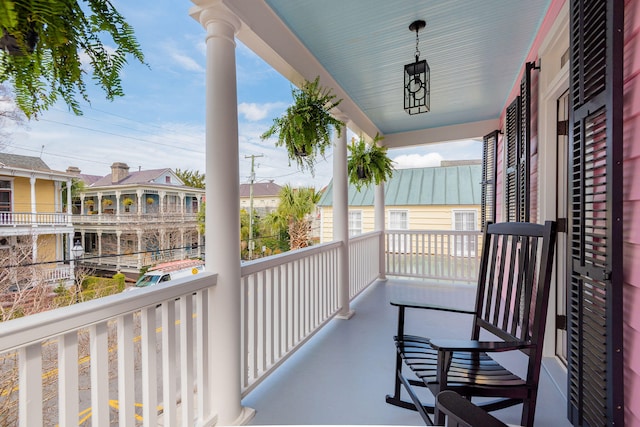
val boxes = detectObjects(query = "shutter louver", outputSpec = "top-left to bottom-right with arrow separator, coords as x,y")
519,63 -> 534,222
568,0 -> 623,425
505,98 -> 519,222
481,130 -> 498,230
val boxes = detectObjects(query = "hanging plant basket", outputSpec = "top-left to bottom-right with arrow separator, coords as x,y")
261,77 -> 344,175
347,133 -> 395,191
123,197 -> 134,206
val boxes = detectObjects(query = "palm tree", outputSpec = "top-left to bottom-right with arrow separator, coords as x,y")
275,185 -> 320,250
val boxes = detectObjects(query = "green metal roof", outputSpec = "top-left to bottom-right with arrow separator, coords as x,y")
317,164 -> 481,207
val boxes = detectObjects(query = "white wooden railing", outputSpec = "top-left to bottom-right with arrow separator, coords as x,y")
240,242 -> 342,394
73,212 -> 198,225
0,229 -> 482,425
43,266 -> 72,283
0,273 -> 218,427
0,212 -> 70,226
349,231 -> 382,298
385,229 -> 482,282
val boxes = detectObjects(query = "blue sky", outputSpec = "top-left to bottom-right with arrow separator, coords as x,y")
3,0 -> 481,189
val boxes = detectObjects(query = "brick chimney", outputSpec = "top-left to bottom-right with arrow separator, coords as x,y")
66,166 -> 81,174
111,162 -> 130,184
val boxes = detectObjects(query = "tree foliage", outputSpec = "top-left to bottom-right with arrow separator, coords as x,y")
0,0 -> 145,118
175,168 -> 205,189
274,185 -> 319,250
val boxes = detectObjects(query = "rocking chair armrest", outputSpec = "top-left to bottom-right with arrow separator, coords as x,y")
390,300 -> 476,316
429,338 -> 534,353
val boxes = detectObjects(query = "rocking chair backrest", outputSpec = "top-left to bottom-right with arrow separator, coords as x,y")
472,221 -> 556,347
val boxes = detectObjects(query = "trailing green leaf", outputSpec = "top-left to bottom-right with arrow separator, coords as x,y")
0,0 -> 146,118
347,133 -> 395,191
261,76 -> 344,175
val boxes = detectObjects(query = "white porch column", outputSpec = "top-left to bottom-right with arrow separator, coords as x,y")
374,182 -> 387,280
137,230 -> 143,269
191,2 -> 253,425
66,179 -> 73,223
30,176 -> 37,224
115,190 -> 121,216
116,230 -> 122,270
136,190 -> 143,215
333,115 -> 353,319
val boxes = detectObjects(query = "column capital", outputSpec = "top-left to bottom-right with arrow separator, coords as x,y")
190,1 -> 241,37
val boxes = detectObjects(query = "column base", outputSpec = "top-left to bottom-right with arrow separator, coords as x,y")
234,406 -> 256,425
335,310 -> 355,320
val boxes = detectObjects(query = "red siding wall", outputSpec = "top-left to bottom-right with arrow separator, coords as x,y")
623,0 -> 640,424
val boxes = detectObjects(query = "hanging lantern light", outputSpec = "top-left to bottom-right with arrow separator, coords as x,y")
404,20 -> 430,115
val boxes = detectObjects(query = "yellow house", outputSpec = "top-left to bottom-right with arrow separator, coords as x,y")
318,161 -> 481,243
0,153 -> 76,287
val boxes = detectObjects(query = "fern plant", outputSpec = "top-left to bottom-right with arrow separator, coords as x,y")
261,77 -> 344,175
0,0 -> 145,118
347,133 -> 395,191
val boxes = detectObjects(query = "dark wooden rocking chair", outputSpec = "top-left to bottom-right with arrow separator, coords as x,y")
436,391 -> 508,427
385,221 -> 556,426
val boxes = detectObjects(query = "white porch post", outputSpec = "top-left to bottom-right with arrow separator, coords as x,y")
374,183 -> 386,280
333,115 -> 353,319
191,2 -> 253,425
66,179 -> 73,223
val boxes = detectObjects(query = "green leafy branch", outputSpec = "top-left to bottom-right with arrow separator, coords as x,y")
0,0 -> 146,118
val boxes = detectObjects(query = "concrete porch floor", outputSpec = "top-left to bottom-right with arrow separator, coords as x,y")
243,279 -> 572,426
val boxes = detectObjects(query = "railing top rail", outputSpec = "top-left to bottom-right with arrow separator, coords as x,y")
386,229 -> 482,236
0,272 -> 217,353
241,241 -> 341,277
349,230 -> 382,243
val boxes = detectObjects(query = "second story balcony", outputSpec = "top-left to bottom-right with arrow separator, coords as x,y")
0,211 -> 72,234
0,230 -> 570,426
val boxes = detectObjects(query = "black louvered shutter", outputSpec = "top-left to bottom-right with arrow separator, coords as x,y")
567,1 -> 624,425
504,98 -> 519,222
519,63 -> 535,222
481,130 -> 498,230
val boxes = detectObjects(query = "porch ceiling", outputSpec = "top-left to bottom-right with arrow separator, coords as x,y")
218,0 -> 552,148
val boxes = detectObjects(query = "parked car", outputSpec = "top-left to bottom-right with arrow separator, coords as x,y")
132,259 -> 204,289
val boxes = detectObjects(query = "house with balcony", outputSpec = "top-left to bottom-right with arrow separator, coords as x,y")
0,1 -> 636,426
69,162 -> 205,273
0,153 -> 76,289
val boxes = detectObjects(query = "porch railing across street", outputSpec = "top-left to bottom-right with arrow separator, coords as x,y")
385,229 -> 482,283
0,229 -> 478,425
0,211 -> 70,226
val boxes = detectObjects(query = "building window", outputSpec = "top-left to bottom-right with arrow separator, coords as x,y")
165,176 -> 171,184
348,210 -> 362,236
388,210 -> 409,252
453,210 -> 477,256
388,210 -> 408,230
0,180 -> 12,212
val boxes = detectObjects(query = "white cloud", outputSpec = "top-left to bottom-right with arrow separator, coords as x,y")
168,51 -> 205,73
392,153 -> 443,169
238,102 -> 286,122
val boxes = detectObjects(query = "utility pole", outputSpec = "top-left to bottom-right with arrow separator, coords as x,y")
245,154 -> 263,259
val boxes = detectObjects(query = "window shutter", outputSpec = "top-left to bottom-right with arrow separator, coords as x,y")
519,63 -> 535,222
504,98 -> 519,222
480,130 -> 498,230
567,0 -> 624,425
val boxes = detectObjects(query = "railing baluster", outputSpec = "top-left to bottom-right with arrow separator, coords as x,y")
196,289 -> 211,422
162,300 -> 177,425
118,313 -> 135,426
58,332 -> 78,427
19,343 -> 42,427
90,322 -> 109,427
141,306 -> 158,426
180,294 -> 194,426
